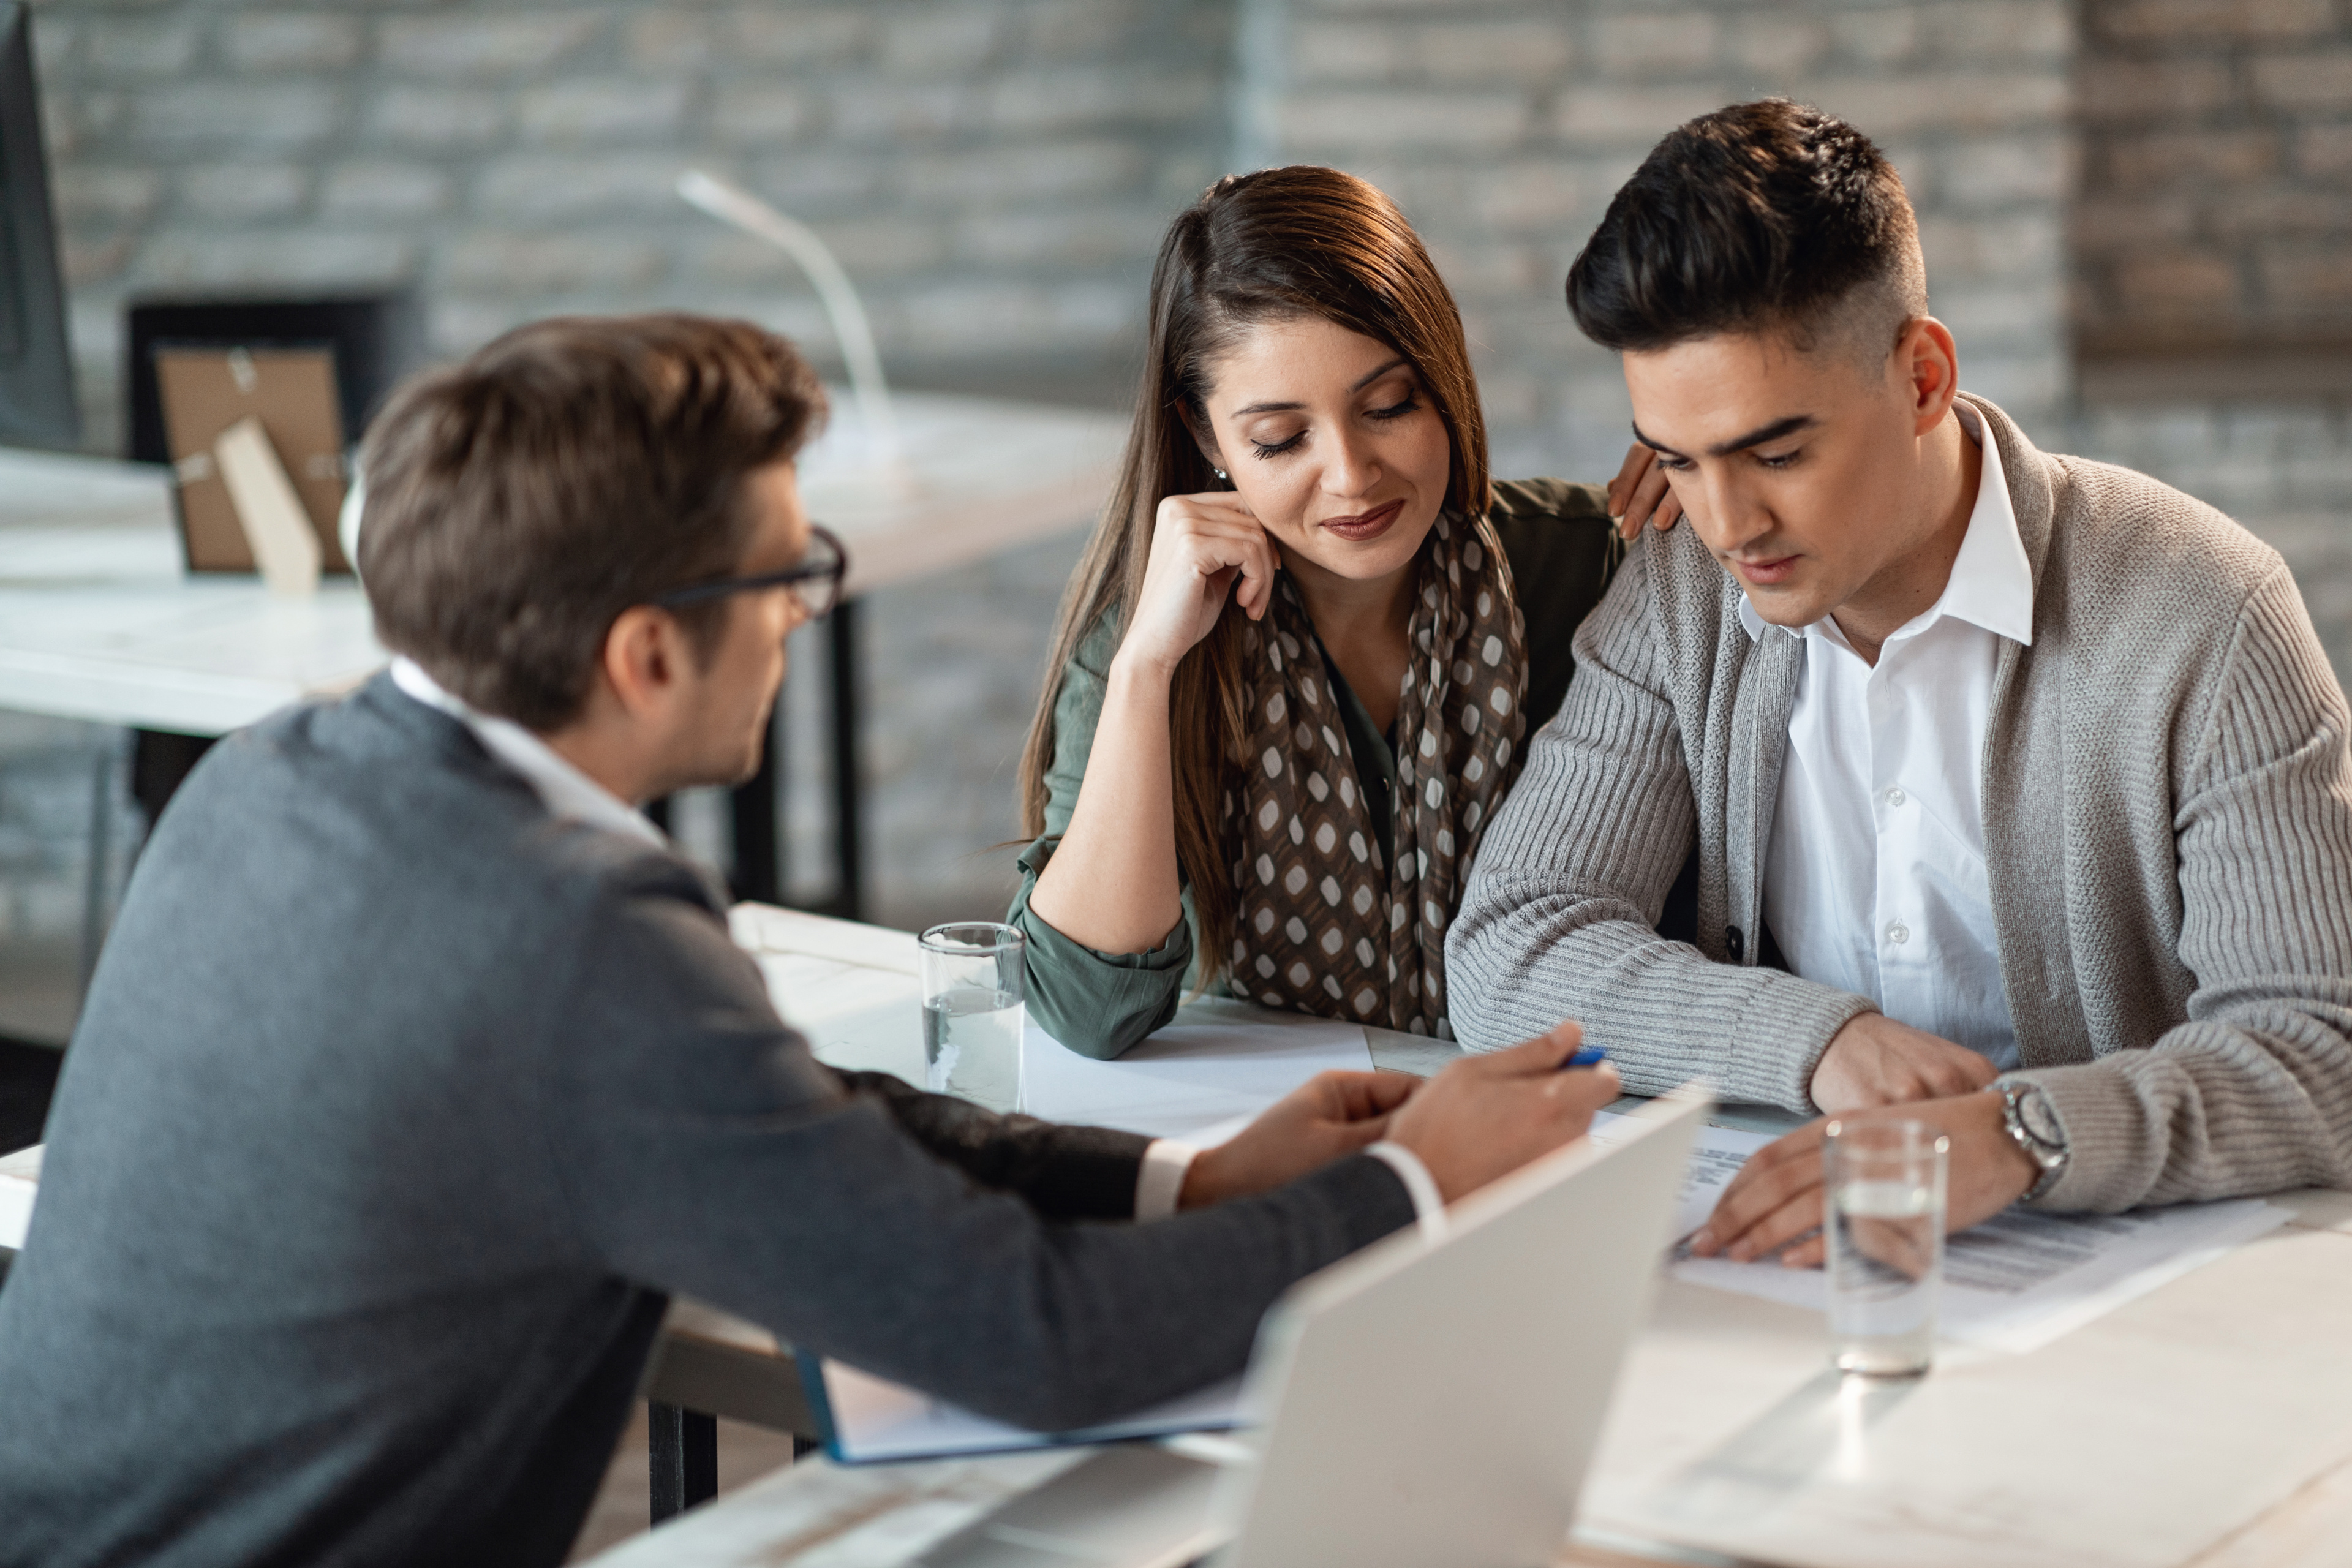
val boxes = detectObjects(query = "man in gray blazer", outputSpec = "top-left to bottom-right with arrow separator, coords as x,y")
0,315 -> 1616,1567
1450,100 -> 2352,1263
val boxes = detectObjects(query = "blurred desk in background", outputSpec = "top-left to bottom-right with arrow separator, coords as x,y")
0,447 -> 380,736
0,393 -> 1129,921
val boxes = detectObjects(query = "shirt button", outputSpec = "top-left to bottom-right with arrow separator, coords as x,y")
1885,786 -> 1907,807
1887,922 -> 1910,946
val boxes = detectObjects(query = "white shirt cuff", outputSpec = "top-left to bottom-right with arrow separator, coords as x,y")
1134,1139 -> 1198,1221
1365,1142 -> 1448,1242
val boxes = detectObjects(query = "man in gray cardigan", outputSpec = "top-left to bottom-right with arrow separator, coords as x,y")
0,315 -> 1615,1566
1450,101 -> 2352,1263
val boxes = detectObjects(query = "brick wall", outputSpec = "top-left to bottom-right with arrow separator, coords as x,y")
32,0 -> 1231,449
12,0 -> 2352,950
2075,0 -> 2352,358
1243,0 -> 2076,480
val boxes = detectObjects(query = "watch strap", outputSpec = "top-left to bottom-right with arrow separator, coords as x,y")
1999,1082 -> 2068,1202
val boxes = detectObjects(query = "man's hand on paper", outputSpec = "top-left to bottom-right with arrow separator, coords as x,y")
1687,1090 -> 2042,1268
1385,1022 -> 1621,1204
1178,1069 -> 1418,1209
1808,1012 -> 1999,1112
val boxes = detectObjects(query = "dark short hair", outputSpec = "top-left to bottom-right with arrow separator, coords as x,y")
358,314 -> 826,731
1566,99 -> 1926,358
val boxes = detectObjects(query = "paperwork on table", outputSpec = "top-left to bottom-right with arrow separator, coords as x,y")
1621,1115 -> 2295,1354
801,1355 -> 1242,1465
0,1145 -> 37,1253
1020,1005 -> 1374,1142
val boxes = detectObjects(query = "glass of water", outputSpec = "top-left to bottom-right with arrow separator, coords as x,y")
918,923 -> 1026,1115
1824,1119 -> 1949,1378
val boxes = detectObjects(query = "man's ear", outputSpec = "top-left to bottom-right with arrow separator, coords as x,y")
597,605 -> 686,719
1896,317 -> 1962,435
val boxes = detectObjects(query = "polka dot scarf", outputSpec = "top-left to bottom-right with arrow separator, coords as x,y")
1224,511 -> 1529,1038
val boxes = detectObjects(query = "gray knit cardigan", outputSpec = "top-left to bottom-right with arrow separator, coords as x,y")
1448,393 -> 2352,1213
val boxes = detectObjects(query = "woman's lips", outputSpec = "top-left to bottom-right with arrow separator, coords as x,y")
1319,499 -> 1405,542
1729,553 -> 1802,587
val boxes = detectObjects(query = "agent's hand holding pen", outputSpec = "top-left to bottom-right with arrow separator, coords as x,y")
1179,1022 -> 1619,1210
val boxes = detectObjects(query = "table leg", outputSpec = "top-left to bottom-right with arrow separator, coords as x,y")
648,1401 -> 718,1522
129,729 -> 215,831
826,598 -> 864,922
727,699 -> 784,905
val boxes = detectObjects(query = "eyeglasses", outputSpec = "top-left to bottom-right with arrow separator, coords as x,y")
650,524 -> 849,621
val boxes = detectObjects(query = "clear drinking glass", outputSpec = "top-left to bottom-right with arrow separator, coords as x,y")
1824,1119 -> 1949,1378
918,922 -> 1026,1114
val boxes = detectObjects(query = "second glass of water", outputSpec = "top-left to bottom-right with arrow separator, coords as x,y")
918,922 -> 1025,1115
1824,1118 -> 1949,1378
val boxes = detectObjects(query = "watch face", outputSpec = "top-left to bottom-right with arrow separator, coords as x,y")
2019,1089 -> 2065,1150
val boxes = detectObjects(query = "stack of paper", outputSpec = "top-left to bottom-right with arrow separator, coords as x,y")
0,1145 -> 40,1253
1020,1004 -> 1374,1142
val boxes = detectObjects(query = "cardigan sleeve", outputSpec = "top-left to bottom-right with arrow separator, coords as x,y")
1006,612 -> 1192,1060
2011,564 -> 2352,1210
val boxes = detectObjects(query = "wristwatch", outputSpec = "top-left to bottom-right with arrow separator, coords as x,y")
1997,1080 -> 2069,1202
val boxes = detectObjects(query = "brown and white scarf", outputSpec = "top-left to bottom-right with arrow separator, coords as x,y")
1223,511 -> 1529,1038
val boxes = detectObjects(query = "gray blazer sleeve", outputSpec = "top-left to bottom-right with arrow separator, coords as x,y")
549,868 -> 1414,1431
1447,543 -> 1874,1109
2014,565 -> 2352,1210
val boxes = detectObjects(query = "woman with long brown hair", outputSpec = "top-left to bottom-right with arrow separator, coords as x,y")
1010,165 -> 1677,1057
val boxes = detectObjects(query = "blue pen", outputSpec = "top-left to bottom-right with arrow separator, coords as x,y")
1560,1046 -> 1608,1070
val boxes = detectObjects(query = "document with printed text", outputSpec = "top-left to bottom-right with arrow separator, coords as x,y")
1631,1115 -> 2293,1353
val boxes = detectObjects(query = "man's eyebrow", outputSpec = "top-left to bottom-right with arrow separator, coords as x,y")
1635,413 -> 1819,459
1629,420 -> 1683,459
1231,357 -> 1411,417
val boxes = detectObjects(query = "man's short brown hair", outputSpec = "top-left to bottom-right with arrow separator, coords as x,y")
358,314 -> 827,730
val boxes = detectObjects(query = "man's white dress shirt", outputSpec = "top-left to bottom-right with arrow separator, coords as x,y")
390,658 -> 1442,1225
1751,404 -> 2031,1069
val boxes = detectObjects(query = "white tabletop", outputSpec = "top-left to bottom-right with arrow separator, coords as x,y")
0,447 -> 382,734
0,396 -> 1126,736
602,908 -> 2352,1568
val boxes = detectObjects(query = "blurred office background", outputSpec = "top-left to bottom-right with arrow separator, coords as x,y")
4,0 -> 2352,1049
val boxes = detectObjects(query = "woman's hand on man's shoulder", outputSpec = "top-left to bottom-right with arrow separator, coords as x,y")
1606,443 -> 1684,541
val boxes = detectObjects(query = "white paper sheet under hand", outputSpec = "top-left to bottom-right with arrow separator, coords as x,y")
1637,1113 -> 2295,1354
1020,1003 -> 1374,1142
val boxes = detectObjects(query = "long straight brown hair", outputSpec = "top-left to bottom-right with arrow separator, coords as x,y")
1018,165 -> 1491,986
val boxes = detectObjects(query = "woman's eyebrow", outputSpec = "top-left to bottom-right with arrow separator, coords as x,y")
1229,357 -> 1412,418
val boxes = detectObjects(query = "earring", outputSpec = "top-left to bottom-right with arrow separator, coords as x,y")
1213,467 -> 1228,481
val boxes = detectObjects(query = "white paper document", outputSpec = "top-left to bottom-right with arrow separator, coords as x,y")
0,1145 -> 38,1254
1637,1117 -> 2294,1354
1020,1005 -> 1374,1142
807,1355 -> 1242,1464
1591,1111 -> 1773,1245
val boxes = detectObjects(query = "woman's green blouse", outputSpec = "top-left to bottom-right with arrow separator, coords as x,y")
1009,478 -> 1622,1059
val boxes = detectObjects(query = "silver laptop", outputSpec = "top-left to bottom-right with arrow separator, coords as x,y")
914,1086 -> 1710,1568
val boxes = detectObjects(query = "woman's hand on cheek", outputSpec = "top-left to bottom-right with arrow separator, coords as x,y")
1118,491 -> 1283,679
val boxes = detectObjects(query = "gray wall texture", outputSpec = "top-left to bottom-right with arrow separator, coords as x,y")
9,0 -> 2352,961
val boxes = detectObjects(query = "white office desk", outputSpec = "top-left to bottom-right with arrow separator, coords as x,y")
0,395 -> 1124,739
604,907 -> 2352,1568
0,447 -> 382,734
